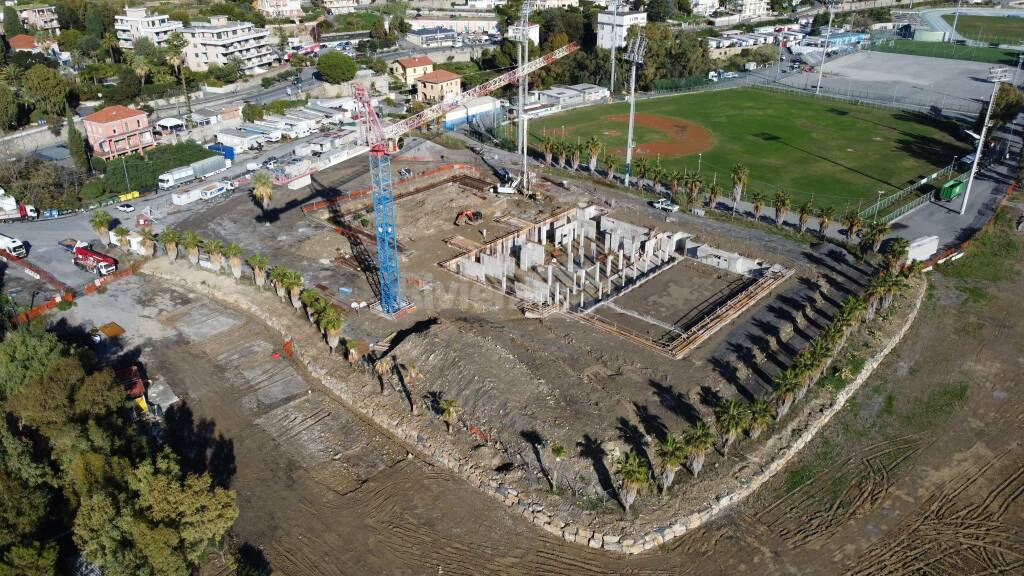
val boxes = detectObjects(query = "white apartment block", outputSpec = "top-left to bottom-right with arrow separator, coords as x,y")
534,0 -> 579,8
691,0 -> 719,17
255,0 -> 304,19
321,0 -> 369,14
596,10 -> 646,50
182,16 -> 274,75
408,17 -> 498,34
2,5 -> 60,36
738,0 -> 771,20
114,7 -> 184,49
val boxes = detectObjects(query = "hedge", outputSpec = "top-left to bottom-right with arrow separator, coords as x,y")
102,142 -> 216,193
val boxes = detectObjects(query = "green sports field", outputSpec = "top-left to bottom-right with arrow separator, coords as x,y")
942,14 -> 1024,45
530,88 -> 972,210
869,38 -> 1021,66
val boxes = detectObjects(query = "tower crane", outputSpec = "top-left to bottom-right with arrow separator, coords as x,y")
352,42 -> 579,315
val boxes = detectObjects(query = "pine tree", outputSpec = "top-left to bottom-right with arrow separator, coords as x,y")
3,6 -> 25,36
66,105 -> 88,171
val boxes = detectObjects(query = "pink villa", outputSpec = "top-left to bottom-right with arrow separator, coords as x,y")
82,105 -> 156,160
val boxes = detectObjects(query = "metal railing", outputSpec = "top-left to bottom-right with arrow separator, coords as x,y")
858,158 -> 959,220
882,191 -> 932,223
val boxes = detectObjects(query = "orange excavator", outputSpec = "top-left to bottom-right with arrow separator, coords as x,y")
454,210 -> 483,226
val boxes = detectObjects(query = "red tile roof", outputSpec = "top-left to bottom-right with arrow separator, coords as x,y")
83,105 -> 147,124
396,55 -> 433,69
8,34 -> 36,51
416,69 -> 461,84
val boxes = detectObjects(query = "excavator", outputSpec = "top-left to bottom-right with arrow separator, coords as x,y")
454,210 -> 483,226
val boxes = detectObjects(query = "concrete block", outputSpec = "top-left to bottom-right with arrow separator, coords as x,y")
458,259 -> 485,282
519,241 -> 545,270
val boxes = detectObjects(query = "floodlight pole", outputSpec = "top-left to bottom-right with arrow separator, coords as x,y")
608,0 -> 618,100
815,5 -> 834,97
962,81 -> 999,216
950,0 -> 962,43
623,34 -> 645,189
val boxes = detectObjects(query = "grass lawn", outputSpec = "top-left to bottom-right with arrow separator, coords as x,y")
942,14 -> 1024,45
530,88 -> 972,209
869,38 -> 1022,66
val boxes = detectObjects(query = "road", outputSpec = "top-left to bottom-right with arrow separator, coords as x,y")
150,67 -> 321,122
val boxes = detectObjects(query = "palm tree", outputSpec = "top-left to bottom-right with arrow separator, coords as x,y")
318,306 -> 344,353
540,135 -> 554,165
747,399 -> 776,440
750,191 -> 766,223
730,162 -> 749,215
125,50 -> 150,95
440,398 -> 461,435
180,230 -> 202,266
884,237 -> 910,273
569,142 -> 581,171
615,451 -> 650,515
667,170 -> 682,204
683,170 -> 702,208
549,442 -> 566,489
138,229 -> 156,257
101,32 -> 119,63
0,64 -> 22,89
632,156 -> 649,187
555,139 -> 568,168
648,164 -> 664,195
252,171 -> 273,216
683,423 -> 715,477
268,265 -> 288,300
402,363 -> 422,415
205,239 -> 224,273
797,200 -> 813,234
160,228 -> 180,261
224,243 -> 243,281
654,434 -> 686,495
816,205 -> 834,237
585,136 -> 601,172
282,269 -> 304,312
246,253 -> 269,287
842,210 -> 863,243
164,32 -> 192,122
879,273 -> 905,311
89,211 -> 113,246
112,226 -> 131,253
706,181 -> 722,210
773,369 -> 802,419
299,288 -> 326,324
714,399 -> 751,455
859,219 -> 891,253
772,190 -> 791,228
604,154 -> 619,180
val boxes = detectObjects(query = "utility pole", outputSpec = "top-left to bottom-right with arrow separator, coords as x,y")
962,81 -> 999,216
950,0 -> 962,43
623,33 -> 646,189
815,4 -> 834,97
608,0 -> 619,100
511,1 -> 533,194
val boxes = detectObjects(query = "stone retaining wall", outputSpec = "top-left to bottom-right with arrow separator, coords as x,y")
142,260 -> 925,555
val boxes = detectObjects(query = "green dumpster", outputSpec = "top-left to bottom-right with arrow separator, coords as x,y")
939,178 -> 965,201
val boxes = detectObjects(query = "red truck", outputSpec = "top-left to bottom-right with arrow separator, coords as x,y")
59,239 -> 117,276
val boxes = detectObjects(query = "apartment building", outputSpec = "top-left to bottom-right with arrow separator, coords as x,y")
596,10 -> 646,50
408,17 -> 498,34
321,0 -> 369,14
181,16 -> 273,75
83,105 -> 156,160
739,0 -> 771,20
114,7 -> 184,49
415,70 -> 461,103
255,0 -> 304,19
389,55 -> 434,86
2,5 -> 60,36
691,0 -> 719,17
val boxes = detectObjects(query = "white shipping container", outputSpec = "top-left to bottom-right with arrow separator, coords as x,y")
197,182 -> 228,199
171,187 -> 203,206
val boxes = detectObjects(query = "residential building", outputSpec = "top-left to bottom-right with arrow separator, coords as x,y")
691,0 -> 719,17
7,34 -> 39,53
415,69 -> 461,102
255,0 -> 304,19
114,7 -> 184,49
408,17 -> 498,34
321,0 -> 368,14
596,10 -> 646,50
181,16 -> 273,75
13,5 -> 60,35
389,55 -> 434,86
465,0 -> 506,8
738,0 -> 771,20
407,27 -> 457,48
534,0 -> 578,7
506,22 -> 539,45
82,105 -> 156,160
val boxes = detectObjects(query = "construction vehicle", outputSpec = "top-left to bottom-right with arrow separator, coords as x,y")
0,187 -> 37,223
492,175 -> 519,195
61,240 -> 117,276
89,322 -> 125,343
454,210 -> 483,226
0,233 -> 28,258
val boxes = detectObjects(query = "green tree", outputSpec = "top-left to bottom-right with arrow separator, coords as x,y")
317,51 -> 357,84
3,7 -> 25,36
66,105 -> 88,171
241,103 -> 264,123
654,434 -> 685,495
0,84 -> 16,132
22,64 -> 69,131
747,399 -> 775,440
713,399 -> 751,455
772,189 -> 791,227
682,422 -> 714,477
990,83 -> 1023,129
797,200 -> 814,234
615,451 -> 649,515
89,210 -> 113,246
440,398 -> 460,435
816,205 -> 835,236
730,162 -> 748,215
750,190 -> 766,222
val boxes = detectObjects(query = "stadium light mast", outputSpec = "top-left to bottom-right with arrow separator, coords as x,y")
949,0 -> 962,43
814,3 -> 834,97
608,0 -> 619,101
511,1 -> 533,193
962,80 -> 999,215
623,33 -> 646,189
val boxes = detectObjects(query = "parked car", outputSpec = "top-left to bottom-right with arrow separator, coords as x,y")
262,157 -> 278,169
650,198 -> 679,212
116,203 -> 135,213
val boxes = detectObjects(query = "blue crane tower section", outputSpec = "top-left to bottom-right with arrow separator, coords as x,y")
369,145 -> 401,313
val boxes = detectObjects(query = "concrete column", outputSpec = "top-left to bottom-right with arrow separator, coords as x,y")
618,249 -> 624,274
547,264 -> 553,290
604,233 -> 611,251
606,256 -> 612,277
593,264 -> 599,285
501,256 -> 508,293
597,280 -> 602,300
555,283 -> 560,307
608,276 -> 613,294
591,241 -> 597,261
580,290 -> 584,308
